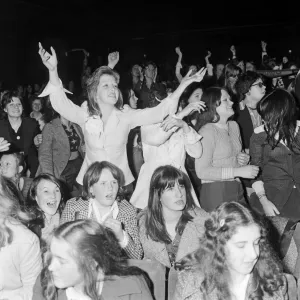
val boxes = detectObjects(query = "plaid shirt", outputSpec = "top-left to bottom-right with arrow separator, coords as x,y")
60,198 -> 143,259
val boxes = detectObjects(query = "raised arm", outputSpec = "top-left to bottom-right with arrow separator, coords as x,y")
175,47 -> 183,83
205,51 -> 213,77
38,43 -> 87,126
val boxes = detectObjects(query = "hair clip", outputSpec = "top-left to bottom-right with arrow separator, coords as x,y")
219,219 -> 225,228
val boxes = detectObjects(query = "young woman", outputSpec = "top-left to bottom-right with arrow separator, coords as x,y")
29,97 -> 43,121
174,202 -> 287,300
38,43 -> 206,190
60,161 -> 143,259
27,174 -> 65,242
194,87 -> 259,211
250,89 -> 300,221
0,175 -> 42,299
139,165 -> 207,267
33,219 -> 153,300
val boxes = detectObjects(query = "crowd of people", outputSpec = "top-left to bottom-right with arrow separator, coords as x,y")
0,38 -> 300,299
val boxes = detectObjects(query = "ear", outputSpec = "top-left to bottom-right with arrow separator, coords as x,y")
18,166 -> 23,174
89,186 -> 94,197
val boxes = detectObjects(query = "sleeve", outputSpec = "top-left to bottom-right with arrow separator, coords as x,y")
183,127 -> 202,159
195,125 -> 234,181
249,133 -> 265,195
27,121 -> 40,177
38,124 -> 54,175
126,95 -> 179,129
141,123 -> 175,146
60,199 -> 77,225
121,203 -> 143,259
18,235 -> 42,300
39,81 -> 88,126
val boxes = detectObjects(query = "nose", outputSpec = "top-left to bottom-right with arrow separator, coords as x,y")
174,184 -> 183,197
48,258 -> 58,272
247,244 -> 258,261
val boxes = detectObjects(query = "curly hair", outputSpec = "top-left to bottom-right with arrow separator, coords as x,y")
86,66 -> 122,118
180,202 -> 285,300
141,165 -> 195,244
258,88 -> 300,152
41,219 -> 149,300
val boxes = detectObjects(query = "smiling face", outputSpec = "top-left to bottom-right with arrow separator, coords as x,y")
49,237 -> 84,290
97,74 -> 119,107
35,179 -> 61,217
225,224 -> 260,277
160,180 -> 187,213
32,99 -> 42,112
90,168 -> 119,208
188,88 -> 203,104
4,97 -> 23,118
216,90 -> 234,121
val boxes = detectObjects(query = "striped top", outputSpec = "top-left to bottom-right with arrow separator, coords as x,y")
195,121 -> 242,183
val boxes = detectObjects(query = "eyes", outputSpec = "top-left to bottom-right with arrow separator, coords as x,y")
99,180 -> 118,186
235,240 -> 260,249
165,184 -> 185,191
43,188 -> 61,194
103,84 -> 118,89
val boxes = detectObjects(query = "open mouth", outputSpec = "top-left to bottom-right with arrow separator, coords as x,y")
47,201 -> 57,208
106,193 -> 114,200
175,200 -> 185,206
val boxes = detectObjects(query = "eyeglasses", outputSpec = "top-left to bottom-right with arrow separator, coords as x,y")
251,82 -> 265,88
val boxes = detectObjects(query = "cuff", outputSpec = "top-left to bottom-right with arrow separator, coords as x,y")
183,127 -> 202,144
119,230 -> 129,248
39,80 -> 73,98
252,181 -> 265,196
221,167 -> 234,180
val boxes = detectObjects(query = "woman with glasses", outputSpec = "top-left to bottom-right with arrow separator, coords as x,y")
194,87 -> 259,211
0,91 -> 40,177
250,89 -> 300,221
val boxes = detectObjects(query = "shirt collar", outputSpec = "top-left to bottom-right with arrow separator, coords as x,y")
89,199 -> 119,223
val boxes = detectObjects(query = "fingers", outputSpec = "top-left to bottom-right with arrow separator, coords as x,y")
50,46 -> 57,59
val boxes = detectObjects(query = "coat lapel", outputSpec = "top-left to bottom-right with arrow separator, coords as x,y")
52,118 -> 70,154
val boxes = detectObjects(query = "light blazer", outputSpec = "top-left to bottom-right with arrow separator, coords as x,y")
60,197 -> 143,260
33,274 -> 153,300
139,207 -> 208,268
37,117 -> 85,178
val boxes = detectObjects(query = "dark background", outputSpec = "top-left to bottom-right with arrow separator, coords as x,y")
1,0 -> 300,87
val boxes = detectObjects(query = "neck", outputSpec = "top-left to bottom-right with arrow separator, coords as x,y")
217,117 -> 229,125
94,198 -> 113,215
32,111 -> 41,117
132,75 -> 140,84
60,116 -> 71,128
8,116 -> 21,124
99,102 -> 114,121
145,76 -> 153,87
244,98 -> 257,110
229,271 -> 250,290
162,207 -> 182,224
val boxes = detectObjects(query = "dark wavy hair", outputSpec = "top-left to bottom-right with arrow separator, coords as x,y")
180,202 -> 285,299
194,87 -> 224,132
1,91 -> 25,118
86,66 -> 122,118
0,175 -> 31,249
82,161 -> 125,201
235,71 -> 262,101
142,165 -> 195,244
257,89 -> 300,151
26,174 -> 65,238
41,219 -> 149,300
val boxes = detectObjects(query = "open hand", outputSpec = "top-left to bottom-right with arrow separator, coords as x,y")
0,137 -> 10,152
181,67 -> 207,87
179,102 -> 206,118
38,42 -> 58,71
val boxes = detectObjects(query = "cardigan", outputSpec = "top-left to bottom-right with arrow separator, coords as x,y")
40,81 -> 178,185
37,117 -> 85,178
174,269 -> 288,300
60,198 -> 143,259
139,207 -> 208,268
32,274 -> 153,300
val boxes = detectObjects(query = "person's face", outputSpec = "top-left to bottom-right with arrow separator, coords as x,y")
5,97 -> 23,118
97,74 -> 119,106
129,89 -> 138,109
189,65 -> 197,76
32,99 -> 42,112
188,88 -> 203,104
89,169 -> 119,208
225,224 -> 260,277
34,84 -> 40,92
160,181 -> 187,212
283,57 -> 288,64
216,64 -> 224,79
27,85 -> 33,93
144,64 -> 156,79
246,62 -> 255,72
237,61 -> 245,73
216,90 -> 234,120
35,179 -> 61,217
17,85 -> 23,94
0,155 -> 19,179
228,71 -> 239,86
247,79 -> 266,105
49,237 -> 84,290
38,118 -> 45,131
131,65 -> 141,77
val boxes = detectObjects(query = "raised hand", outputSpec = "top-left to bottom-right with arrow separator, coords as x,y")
178,102 -> 206,118
181,67 -> 207,87
38,42 -> 58,71
160,116 -> 187,132
108,51 -> 119,69
175,47 -> 182,57
230,45 -> 236,55
205,51 -> 212,60
261,41 -> 267,52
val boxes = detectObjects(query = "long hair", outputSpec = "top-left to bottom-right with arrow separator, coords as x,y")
26,174 -> 64,237
257,89 -> 300,151
194,87 -> 224,132
142,165 -> 195,244
86,66 -> 122,118
0,176 -> 31,249
42,219 -> 148,300
181,202 -> 284,300
179,82 -> 203,109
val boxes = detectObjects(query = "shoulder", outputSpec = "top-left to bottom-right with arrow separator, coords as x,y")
23,117 -> 38,127
118,200 -> 138,219
189,207 -> 209,222
228,120 -> 239,130
65,197 -> 89,210
199,123 -> 217,137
